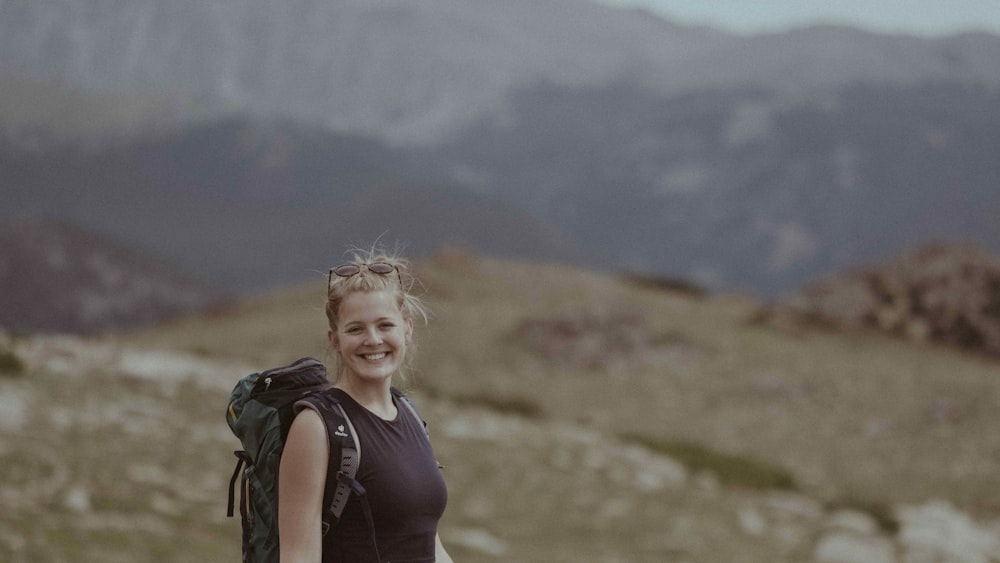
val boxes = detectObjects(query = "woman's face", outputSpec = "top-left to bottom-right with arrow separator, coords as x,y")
330,289 -> 412,384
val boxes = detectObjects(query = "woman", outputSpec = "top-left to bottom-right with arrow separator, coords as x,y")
279,249 -> 453,562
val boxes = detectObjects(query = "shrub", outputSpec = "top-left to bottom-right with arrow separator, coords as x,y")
621,272 -> 708,298
0,348 -> 25,377
452,392 -> 545,419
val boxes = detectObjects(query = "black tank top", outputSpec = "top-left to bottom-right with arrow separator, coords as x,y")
321,388 -> 447,563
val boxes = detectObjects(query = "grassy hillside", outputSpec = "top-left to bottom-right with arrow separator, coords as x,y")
2,251 -> 999,561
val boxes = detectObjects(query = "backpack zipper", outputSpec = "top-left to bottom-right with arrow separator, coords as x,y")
264,377 -> 272,391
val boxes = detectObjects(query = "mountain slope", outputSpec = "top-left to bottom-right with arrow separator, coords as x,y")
438,79 -> 1000,294
0,217 -> 226,333
2,119 -> 594,296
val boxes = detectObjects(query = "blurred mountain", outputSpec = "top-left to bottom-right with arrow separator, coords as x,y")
0,217 -> 227,333
0,0 -> 731,144
2,0 -> 998,144
438,80 -> 1000,294
2,0 -> 999,296
1,118 -> 593,296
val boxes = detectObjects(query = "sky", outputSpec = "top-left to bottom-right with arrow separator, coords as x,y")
596,0 -> 1000,37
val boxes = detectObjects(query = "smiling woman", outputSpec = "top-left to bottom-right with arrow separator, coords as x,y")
324,257 -> 428,389
332,289 -> 413,396
278,246 -> 452,563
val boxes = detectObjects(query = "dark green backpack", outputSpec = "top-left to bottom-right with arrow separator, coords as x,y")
225,357 -> 359,563
226,357 -> 429,562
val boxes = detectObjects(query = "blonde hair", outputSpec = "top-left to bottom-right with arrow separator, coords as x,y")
325,247 -> 429,383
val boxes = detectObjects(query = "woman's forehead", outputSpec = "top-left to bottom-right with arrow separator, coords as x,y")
338,290 -> 403,320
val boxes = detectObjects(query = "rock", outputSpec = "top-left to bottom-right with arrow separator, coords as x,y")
826,509 -> 881,536
738,506 -> 767,537
620,445 -> 688,491
765,492 -> 825,521
63,485 -> 91,513
814,531 -> 895,563
449,527 -> 508,557
897,500 -> 1000,563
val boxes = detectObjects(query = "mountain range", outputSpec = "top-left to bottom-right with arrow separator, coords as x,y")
4,0 -> 999,144
2,0 -> 1000,308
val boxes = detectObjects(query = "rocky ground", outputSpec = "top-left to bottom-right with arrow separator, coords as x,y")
2,330 -> 999,562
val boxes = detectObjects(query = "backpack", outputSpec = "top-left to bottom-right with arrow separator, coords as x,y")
225,356 -> 428,563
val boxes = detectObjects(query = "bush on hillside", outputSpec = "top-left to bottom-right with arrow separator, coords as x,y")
0,348 -> 25,377
621,272 -> 708,299
756,244 -> 1000,357
451,392 -> 545,419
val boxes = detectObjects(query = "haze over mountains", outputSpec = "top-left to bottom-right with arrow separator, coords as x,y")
3,0 -> 1000,311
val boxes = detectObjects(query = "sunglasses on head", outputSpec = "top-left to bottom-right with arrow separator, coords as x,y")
328,262 -> 402,287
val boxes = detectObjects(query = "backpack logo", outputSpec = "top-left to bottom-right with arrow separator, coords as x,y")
335,425 -> 349,437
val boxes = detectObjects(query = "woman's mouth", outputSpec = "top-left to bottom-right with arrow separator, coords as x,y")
363,352 -> 387,361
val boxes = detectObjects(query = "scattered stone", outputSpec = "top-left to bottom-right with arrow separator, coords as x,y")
826,509 -> 881,536
814,531 -> 895,563
150,492 -> 182,517
63,485 -> 91,513
897,500 -> 1000,563
738,506 -> 768,537
449,527 -> 508,557
765,492 -> 825,522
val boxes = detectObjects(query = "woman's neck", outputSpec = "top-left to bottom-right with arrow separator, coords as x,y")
335,377 -> 397,420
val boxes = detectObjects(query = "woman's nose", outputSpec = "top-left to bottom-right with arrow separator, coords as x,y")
364,329 -> 383,345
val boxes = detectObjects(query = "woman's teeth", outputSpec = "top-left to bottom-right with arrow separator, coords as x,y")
364,353 -> 387,361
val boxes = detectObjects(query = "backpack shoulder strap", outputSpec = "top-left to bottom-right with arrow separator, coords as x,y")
294,392 -> 361,533
391,387 -> 430,439
392,388 -> 443,471
296,391 -> 381,561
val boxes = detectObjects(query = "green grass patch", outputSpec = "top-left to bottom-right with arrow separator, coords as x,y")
436,389 -> 545,419
0,348 -> 25,376
621,272 -> 708,298
625,434 -> 797,491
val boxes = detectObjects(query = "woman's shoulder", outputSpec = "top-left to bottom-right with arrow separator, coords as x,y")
282,408 -> 329,474
288,405 -> 326,438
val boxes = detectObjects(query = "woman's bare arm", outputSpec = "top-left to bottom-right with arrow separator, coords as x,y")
278,408 -> 328,563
